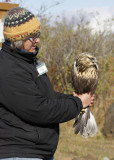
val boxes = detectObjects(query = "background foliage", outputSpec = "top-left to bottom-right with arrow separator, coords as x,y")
38,12 -> 114,124
38,14 -> 114,159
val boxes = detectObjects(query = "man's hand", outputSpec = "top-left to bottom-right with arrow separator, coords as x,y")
73,92 -> 95,108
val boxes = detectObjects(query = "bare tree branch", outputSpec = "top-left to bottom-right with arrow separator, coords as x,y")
35,1 -> 64,18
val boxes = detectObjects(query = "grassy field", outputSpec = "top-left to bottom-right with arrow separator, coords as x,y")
55,120 -> 114,160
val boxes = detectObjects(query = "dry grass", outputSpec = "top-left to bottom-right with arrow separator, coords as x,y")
55,120 -> 114,160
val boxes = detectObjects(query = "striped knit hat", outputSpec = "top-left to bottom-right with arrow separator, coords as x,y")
3,7 -> 41,42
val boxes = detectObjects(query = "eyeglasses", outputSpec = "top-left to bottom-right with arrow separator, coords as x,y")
28,32 -> 41,42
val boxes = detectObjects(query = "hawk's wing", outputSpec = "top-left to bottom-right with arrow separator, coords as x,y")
73,108 -> 97,138
81,111 -> 98,138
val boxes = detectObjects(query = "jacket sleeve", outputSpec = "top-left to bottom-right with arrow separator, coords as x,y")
2,70 -> 83,125
54,91 -> 73,99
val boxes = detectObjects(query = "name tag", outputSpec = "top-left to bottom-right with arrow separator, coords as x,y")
36,62 -> 48,76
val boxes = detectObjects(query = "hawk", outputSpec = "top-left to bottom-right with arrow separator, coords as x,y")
72,53 -> 99,138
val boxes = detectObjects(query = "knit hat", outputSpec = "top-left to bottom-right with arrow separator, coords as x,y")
3,7 -> 41,42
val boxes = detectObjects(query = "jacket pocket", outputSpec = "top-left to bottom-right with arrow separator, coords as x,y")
35,124 -> 59,153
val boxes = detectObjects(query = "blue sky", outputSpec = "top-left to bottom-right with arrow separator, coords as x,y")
0,0 -> 114,16
11,0 -> 114,26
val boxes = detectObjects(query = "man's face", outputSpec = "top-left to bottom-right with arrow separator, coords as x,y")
22,37 -> 40,52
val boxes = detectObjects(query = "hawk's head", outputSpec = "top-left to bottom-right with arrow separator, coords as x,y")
72,52 -> 99,94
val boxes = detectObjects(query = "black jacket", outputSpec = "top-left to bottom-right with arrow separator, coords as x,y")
0,43 -> 83,159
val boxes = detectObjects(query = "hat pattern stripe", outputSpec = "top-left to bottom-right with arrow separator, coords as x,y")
5,8 -> 34,27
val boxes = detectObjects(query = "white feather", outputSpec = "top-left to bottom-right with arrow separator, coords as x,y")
81,111 -> 98,138
73,108 -> 98,138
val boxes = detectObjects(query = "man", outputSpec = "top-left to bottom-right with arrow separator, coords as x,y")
0,7 -> 94,160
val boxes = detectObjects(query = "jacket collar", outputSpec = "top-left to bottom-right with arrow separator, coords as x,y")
1,42 -> 38,63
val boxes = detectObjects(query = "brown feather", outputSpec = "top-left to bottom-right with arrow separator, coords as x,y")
72,52 -> 99,94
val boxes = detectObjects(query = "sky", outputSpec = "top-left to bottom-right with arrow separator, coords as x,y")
0,0 -> 114,42
12,0 -> 114,17
2,0 -> 114,27
0,0 -> 114,17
